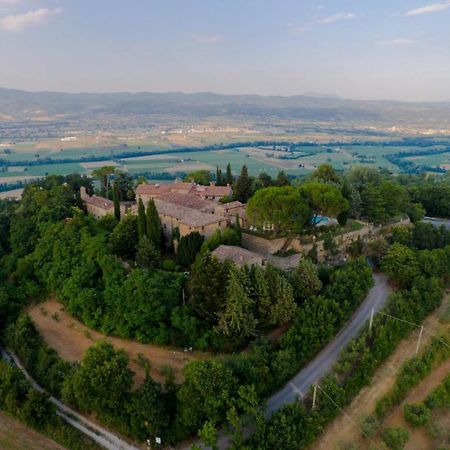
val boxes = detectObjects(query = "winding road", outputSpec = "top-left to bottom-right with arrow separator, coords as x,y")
267,272 -> 391,413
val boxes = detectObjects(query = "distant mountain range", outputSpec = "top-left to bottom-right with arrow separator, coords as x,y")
1,87 -> 450,127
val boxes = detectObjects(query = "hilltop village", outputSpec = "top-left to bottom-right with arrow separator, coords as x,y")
81,180 -> 245,238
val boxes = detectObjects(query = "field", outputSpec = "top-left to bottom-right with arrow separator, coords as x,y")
313,293 -> 450,450
0,412 -> 64,450
1,132 -> 450,187
28,299 -> 208,386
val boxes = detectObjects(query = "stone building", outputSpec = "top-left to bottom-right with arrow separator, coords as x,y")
212,245 -> 266,267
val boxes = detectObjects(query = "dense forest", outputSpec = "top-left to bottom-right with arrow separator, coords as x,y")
1,165 -> 450,448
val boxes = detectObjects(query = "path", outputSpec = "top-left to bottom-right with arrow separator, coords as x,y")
2,349 -> 140,450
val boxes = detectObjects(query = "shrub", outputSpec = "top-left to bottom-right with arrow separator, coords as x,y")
361,415 -> 380,438
403,403 -> 431,427
162,259 -> 176,271
381,427 -> 409,450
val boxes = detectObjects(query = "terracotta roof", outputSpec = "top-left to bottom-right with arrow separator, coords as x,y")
135,183 -> 171,196
218,201 -> 244,211
84,195 -> 114,210
195,183 -> 232,198
212,245 -> 264,266
154,199 -> 226,228
157,192 -> 215,213
170,181 -> 196,192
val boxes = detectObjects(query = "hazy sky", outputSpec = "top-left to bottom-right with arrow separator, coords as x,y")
1,0 -> 450,101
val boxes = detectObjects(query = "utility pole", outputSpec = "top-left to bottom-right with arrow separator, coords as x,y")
369,308 -> 374,332
312,384 -> 318,409
416,325 -> 424,355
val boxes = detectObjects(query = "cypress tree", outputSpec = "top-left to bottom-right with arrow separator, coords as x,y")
234,165 -> 253,203
137,198 -> 146,239
146,198 -> 162,248
226,163 -> 233,185
113,182 -> 121,221
216,166 -> 223,186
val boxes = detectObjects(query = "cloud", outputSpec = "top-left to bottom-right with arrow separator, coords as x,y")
192,33 -> 223,44
378,38 -> 414,46
316,12 -> 356,24
288,24 -> 308,34
405,1 -> 450,16
0,0 -> 21,4
0,8 -> 62,32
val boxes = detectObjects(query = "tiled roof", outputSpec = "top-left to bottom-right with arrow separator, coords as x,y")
135,183 -> 171,196
195,183 -> 232,197
158,192 -> 215,212
218,201 -> 244,211
212,245 -> 263,266
154,199 -> 226,228
84,195 -> 114,210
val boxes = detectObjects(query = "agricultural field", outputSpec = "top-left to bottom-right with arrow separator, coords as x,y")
0,412 -> 64,450
1,134 -> 450,187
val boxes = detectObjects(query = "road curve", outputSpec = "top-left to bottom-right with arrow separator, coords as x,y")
5,351 -> 139,450
181,272 -> 392,449
267,272 -> 391,413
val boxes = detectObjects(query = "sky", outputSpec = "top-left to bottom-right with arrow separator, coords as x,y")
1,1 -> 450,101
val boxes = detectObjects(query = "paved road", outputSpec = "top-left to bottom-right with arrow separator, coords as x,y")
423,216 -> 450,230
181,272 -> 392,449
2,349 -> 139,450
267,272 -> 391,413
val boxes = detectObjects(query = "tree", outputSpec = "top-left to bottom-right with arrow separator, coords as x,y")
146,198 -> 162,248
176,359 -> 237,434
198,420 -> 219,450
360,183 -> 387,224
127,377 -> 170,441
301,182 -> 349,220
291,258 -> 322,303
226,163 -> 233,185
218,265 -> 257,338
113,182 -> 121,221
185,170 -> 211,185
312,164 -> 339,184
216,166 -> 223,186
109,214 -> 138,259
113,171 -> 135,201
188,252 -> 230,323
62,341 -> 133,415
234,165 -> 253,203
257,172 -> 273,188
247,186 -> 311,233
137,198 -> 146,240
269,270 -> 297,325
136,236 -> 160,269
177,232 -> 204,267
275,170 -> 290,186
92,166 -> 115,198
381,243 -> 420,288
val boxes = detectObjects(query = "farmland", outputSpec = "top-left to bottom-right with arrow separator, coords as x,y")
2,134 -> 450,189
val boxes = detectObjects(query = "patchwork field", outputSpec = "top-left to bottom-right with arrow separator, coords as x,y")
1,136 -> 450,186
28,299 -> 208,386
0,412 -> 64,450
